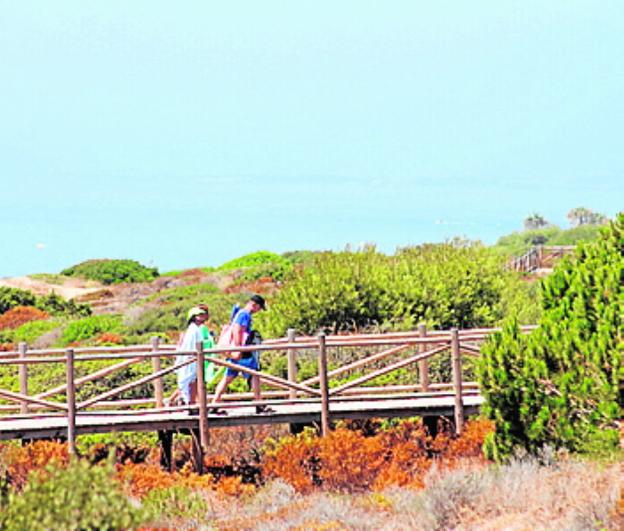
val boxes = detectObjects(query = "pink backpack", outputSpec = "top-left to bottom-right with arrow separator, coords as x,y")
217,310 -> 248,360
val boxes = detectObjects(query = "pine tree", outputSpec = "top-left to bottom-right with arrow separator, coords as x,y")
478,213 -> 623,460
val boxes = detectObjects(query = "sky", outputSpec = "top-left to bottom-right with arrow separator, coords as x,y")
1,1 -> 622,277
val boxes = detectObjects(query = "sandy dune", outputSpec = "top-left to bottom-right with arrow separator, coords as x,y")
0,276 -> 103,300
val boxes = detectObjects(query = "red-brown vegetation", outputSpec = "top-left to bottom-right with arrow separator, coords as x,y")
95,332 -> 124,345
0,306 -> 48,330
0,441 -> 69,490
262,418 -> 493,493
0,419 -> 493,501
224,277 -> 278,295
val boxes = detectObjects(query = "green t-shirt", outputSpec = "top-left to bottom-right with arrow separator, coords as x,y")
201,325 -> 215,350
200,325 -> 222,383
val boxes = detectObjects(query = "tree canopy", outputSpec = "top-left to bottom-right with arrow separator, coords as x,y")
479,213 -> 623,459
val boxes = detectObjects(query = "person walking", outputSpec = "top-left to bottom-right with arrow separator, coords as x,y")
210,294 -> 274,415
169,305 -> 210,406
196,304 -> 223,387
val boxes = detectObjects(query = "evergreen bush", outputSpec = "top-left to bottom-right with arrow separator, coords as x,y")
217,250 -> 294,282
217,250 -> 291,272
478,214 -> 623,460
0,287 -> 36,314
0,288 -> 90,318
36,292 -> 91,317
141,485 -> 211,526
60,315 -> 123,345
0,459 -> 146,530
0,319 -> 59,346
61,259 -> 159,285
256,242 -> 537,337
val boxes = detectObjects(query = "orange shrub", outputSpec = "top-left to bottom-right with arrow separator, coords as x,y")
262,431 -> 320,493
214,475 -> 256,497
445,418 -> 494,459
317,428 -> 387,492
262,419 -> 494,494
0,441 -> 69,489
373,420 -> 431,490
117,463 -> 177,497
0,306 -> 48,330
116,462 -> 218,498
95,332 -> 124,345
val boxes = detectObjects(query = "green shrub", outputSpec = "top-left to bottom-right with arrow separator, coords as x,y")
0,459 -> 146,530
237,261 -> 293,283
257,242 -> 536,337
215,250 -> 295,283
217,250 -> 290,272
36,292 -> 92,317
282,250 -> 318,267
60,315 -> 123,345
6,319 -> 60,345
0,287 -> 91,319
61,259 -> 159,285
142,486 -> 211,526
77,432 -> 158,457
142,283 -> 220,305
0,287 -> 36,314
478,214 -> 624,460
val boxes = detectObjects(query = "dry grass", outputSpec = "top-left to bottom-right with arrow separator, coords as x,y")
386,457 -> 621,531
208,457 -> 621,530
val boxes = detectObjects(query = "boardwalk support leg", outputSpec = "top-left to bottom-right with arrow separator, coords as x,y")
196,342 -> 209,451
423,415 -> 439,438
190,428 -> 203,474
158,430 -> 173,472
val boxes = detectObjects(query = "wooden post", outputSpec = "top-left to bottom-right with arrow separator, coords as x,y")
158,430 -> 174,472
287,329 -> 298,400
417,324 -> 430,392
317,332 -> 330,436
450,329 -> 464,435
190,428 -> 203,475
66,348 -> 77,456
151,336 -> 164,408
196,341 -> 209,463
18,342 -> 28,414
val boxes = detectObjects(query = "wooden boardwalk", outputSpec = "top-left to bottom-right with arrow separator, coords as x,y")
0,392 -> 483,441
0,326 -> 534,470
509,245 -> 575,273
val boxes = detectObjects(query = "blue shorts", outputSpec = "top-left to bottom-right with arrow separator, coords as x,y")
226,353 -> 259,379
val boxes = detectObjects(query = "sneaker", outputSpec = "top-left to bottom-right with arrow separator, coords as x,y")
209,407 -> 228,416
255,405 -> 275,414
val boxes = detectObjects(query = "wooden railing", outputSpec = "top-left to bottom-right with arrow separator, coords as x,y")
510,245 -> 576,273
0,325 -> 536,458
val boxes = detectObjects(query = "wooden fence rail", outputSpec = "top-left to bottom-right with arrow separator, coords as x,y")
510,245 -> 576,273
0,325 -> 535,462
